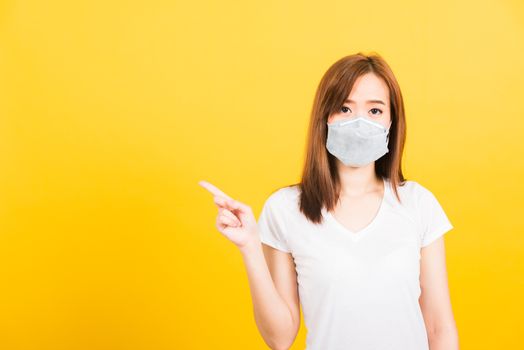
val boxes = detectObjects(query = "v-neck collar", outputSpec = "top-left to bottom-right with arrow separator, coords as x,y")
323,177 -> 390,242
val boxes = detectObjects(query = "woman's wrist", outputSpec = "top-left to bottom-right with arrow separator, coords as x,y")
238,236 -> 262,256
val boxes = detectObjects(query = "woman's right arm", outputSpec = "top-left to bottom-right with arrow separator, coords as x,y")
240,238 -> 300,350
198,180 -> 300,350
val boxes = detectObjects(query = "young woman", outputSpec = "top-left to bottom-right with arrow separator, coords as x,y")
199,52 -> 458,350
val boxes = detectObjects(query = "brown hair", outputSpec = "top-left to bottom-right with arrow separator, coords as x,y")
286,52 -> 407,224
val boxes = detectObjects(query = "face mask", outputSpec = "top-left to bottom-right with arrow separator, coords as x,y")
326,115 -> 392,167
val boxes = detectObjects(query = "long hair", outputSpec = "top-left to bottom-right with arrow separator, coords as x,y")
286,52 -> 408,224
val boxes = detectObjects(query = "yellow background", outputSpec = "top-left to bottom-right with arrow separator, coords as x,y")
1,0 -> 523,349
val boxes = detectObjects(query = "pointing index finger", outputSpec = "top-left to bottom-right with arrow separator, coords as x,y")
198,180 -> 233,200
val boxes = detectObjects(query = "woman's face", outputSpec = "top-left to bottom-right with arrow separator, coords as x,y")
327,72 -> 392,129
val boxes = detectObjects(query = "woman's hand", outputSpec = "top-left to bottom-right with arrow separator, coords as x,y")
199,180 -> 260,250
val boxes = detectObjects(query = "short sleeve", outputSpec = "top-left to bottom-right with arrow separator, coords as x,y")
257,191 -> 291,253
416,184 -> 454,247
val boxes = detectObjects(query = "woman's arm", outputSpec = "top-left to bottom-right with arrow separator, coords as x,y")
198,180 -> 300,349
240,238 -> 300,350
419,237 -> 459,350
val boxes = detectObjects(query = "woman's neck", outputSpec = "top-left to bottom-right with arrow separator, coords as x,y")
337,161 -> 382,197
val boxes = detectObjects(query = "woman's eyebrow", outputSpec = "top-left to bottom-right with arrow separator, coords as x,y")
345,99 -> 386,105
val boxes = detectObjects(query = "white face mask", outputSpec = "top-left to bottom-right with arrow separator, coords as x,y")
326,115 -> 392,167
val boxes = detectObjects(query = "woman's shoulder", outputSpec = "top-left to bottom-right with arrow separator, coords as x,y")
261,184 -> 301,212
268,180 -> 430,199
268,180 -> 429,202
393,179 -> 440,204
264,179 -> 439,210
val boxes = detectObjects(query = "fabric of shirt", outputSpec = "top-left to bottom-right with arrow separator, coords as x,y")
257,178 -> 454,350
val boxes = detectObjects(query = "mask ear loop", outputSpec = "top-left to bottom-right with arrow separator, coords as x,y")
386,120 -> 392,143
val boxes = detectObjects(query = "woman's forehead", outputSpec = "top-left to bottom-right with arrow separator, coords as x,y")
347,73 -> 389,103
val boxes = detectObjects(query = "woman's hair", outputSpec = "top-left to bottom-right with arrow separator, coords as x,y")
288,52 -> 407,224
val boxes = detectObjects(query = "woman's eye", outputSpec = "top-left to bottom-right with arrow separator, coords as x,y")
341,106 -> 351,113
370,108 -> 382,115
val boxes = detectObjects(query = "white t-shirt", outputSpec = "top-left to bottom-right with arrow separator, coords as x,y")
257,178 -> 454,350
